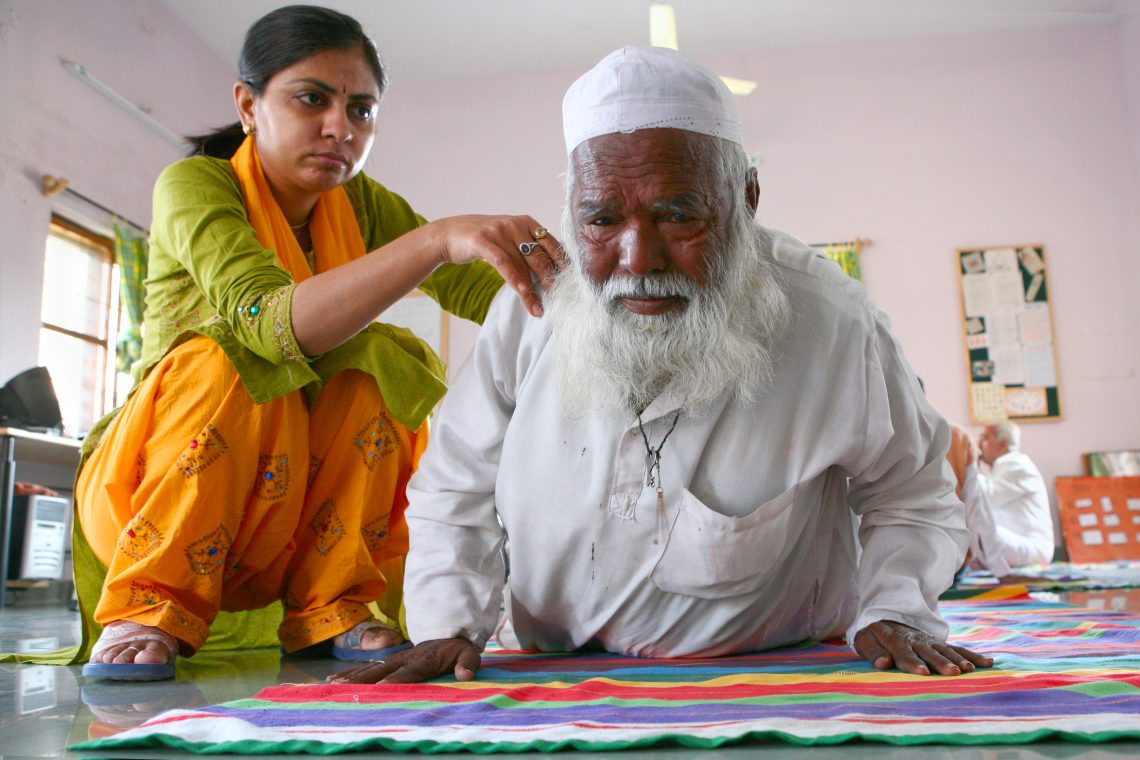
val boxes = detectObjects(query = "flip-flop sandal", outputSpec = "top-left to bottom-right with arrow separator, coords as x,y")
330,619 -> 413,662
81,621 -> 178,681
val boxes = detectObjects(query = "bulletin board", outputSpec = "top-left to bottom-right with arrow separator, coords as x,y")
1055,476 -> 1140,562
378,292 -> 449,366
956,244 -> 1062,423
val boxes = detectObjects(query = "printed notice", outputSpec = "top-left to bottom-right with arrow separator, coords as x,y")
985,247 -> 1019,273
970,383 -> 1007,422
962,251 -> 985,274
1004,387 -> 1048,417
986,314 -> 1020,348
1024,344 -> 1057,387
1019,303 -> 1053,344
1017,246 -> 1045,275
991,345 -> 1026,386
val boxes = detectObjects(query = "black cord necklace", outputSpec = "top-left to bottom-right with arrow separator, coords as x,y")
636,410 -> 682,544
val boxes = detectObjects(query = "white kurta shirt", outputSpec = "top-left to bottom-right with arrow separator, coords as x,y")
965,451 -> 1054,573
405,229 -> 968,657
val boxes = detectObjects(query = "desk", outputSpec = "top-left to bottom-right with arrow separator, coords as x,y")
0,427 -> 82,608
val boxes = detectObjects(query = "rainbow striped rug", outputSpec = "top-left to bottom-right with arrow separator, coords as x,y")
74,595 -> 1140,753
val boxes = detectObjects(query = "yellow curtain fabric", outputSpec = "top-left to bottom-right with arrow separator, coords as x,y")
819,243 -> 863,282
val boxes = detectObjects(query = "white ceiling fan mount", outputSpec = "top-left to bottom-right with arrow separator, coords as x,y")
649,3 -> 757,96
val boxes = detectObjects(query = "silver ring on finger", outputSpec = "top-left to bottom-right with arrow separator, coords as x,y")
518,242 -> 541,256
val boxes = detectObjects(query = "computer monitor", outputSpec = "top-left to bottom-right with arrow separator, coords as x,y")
0,367 -> 62,432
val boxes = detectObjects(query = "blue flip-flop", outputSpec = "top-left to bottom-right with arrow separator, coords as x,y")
332,640 -> 412,662
82,661 -> 176,681
82,621 -> 178,681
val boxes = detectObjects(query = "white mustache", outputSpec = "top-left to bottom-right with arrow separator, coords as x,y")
600,273 -> 700,303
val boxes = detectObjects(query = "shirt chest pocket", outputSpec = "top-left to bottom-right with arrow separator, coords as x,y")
650,486 -> 800,599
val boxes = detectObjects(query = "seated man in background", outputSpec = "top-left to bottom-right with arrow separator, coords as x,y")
333,45 -> 991,686
962,421 -> 1054,576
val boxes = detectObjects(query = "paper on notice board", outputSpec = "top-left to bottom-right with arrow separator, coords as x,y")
1004,387 -> 1048,417
991,344 -> 1026,385
986,313 -> 1020,348
1019,303 -> 1052,343
961,251 -> 985,274
1024,343 -> 1057,387
971,383 -> 1006,422
967,334 -> 989,349
992,271 -> 1025,313
985,248 -> 1018,273
1017,246 -> 1046,275
962,272 -> 1024,316
961,274 -> 991,316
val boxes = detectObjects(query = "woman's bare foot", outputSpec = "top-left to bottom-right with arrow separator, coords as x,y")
90,621 -> 178,665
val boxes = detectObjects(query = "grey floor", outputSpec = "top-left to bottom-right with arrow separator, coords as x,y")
1,588 -> 1138,759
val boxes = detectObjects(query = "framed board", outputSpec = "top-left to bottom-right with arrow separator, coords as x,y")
378,292 -> 449,366
1055,476 -> 1140,562
956,244 -> 1062,423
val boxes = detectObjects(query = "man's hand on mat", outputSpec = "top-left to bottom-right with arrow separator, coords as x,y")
854,620 -> 993,676
327,637 -> 481,684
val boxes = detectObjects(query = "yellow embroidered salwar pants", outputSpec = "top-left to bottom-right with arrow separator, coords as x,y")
76,337 -> 425,655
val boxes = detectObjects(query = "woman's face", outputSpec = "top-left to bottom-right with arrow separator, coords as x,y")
236,46 -> 380,205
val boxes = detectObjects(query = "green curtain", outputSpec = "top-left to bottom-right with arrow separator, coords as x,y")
818,243 -> 863,281
112,221 -> 148,374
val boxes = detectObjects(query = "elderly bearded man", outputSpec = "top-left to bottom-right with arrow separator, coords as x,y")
333,46 -> 992,685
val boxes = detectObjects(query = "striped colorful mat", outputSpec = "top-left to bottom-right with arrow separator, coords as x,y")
74,594 -> 1140,753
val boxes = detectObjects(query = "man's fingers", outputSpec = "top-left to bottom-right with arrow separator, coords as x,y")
454,645 -> 482,681
889,645 -> 931,676
853,628 -> 893,670
951,645 -> 994,669
327,659 -> 399,684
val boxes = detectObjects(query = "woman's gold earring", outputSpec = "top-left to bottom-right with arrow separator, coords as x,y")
242,123 -> 256,136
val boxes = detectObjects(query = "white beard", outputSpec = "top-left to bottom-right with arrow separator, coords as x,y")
547,206 -> 792,418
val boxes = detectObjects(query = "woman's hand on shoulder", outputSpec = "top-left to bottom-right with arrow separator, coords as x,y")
425,215 -> 566,317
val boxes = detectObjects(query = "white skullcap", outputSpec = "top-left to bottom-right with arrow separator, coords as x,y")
562,45 -> 742,157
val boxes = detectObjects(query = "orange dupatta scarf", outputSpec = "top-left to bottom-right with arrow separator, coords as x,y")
230,135 -> 365,279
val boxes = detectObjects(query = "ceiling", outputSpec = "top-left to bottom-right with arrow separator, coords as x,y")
162,0 -> 1132,85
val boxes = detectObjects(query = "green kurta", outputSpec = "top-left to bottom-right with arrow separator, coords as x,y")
141,155 -> 503,429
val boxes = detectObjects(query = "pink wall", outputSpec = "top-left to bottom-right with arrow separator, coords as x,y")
0,0 -> 234,382
371,25 -> 1140,527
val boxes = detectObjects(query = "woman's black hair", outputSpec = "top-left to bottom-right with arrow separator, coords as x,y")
185,5 -> 386,158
